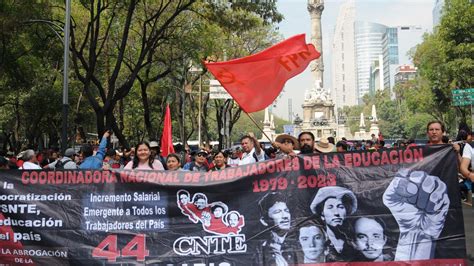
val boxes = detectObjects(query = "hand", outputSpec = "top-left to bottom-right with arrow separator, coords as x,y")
201,211 -> 211,226
383,169 -> 450,239
452,143 -> 460,153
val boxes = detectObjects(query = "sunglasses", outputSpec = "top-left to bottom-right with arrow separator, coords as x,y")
197,153 -> 206,157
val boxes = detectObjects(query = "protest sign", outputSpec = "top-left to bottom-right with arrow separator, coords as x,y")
0,145 -> 467,265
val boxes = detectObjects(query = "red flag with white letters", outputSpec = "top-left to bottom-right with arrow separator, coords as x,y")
204,34 -> 320,113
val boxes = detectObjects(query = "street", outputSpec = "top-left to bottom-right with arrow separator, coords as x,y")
463,202 -> 474,264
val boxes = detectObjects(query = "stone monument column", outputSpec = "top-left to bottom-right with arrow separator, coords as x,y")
308,0 -> 324,85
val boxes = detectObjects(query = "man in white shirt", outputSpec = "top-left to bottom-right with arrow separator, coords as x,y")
19,149 -> 41,170
238,135 -> 265,165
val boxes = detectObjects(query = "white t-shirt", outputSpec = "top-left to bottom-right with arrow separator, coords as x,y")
20,161 -> 42,170
462,143 -> 474,165
238,148 -> 265,166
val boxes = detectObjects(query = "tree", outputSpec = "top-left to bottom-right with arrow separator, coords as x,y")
69,0 -> 197,148
413,0 -> 473,132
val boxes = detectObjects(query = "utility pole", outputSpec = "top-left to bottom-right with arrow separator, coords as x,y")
61,0 -> 71,152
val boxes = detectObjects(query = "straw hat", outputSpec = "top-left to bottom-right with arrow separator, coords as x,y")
314,138 -> 334,153
275,134 -> 300,149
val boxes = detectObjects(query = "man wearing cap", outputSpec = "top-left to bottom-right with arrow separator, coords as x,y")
257,192 -> 296,266
275,134 -> 299,158
44,148 -> 78,169
239,135 -> 265,165
183,150 -> 209,172
310,186 -> 358,261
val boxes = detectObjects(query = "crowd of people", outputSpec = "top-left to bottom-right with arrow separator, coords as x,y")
0,120 -> 469,264
0,120 -> 472,181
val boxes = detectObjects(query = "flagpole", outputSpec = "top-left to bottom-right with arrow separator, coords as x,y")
244,112 -> 274,143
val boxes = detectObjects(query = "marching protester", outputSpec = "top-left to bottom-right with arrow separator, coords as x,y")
44,148 -> 78,170
227,147 -> 242,167
274,134 -> 299,158
314,138 -> 335,153
239,135 -> 265,165
426,120 -> 445,145
209,151 -> 228,171
79,131 -> 110,169
166,153 -> 182,171
19,149 -> 41,170
183,150 -> 209,172
298,132 -> 316,154
102,149 -> 123,170
336,141 -> 348,152
124,141 -> 165,170
150,140 -> 167,170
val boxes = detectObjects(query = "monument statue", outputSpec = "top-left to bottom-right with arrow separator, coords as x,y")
308,0 -> 324,84
305,80 -> 331,102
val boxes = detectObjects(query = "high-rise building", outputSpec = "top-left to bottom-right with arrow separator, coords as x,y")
331,0 -> 357,110
369,55 -> 384,94
382,27 -> 399,91
394,65 -> 417,85
355,21 -> 388,104
433,0 -> 445,28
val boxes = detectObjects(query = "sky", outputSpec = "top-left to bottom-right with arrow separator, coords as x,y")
273,0 -> 435,120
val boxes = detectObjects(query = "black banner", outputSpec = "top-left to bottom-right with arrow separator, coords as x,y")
0,145 -> 467,265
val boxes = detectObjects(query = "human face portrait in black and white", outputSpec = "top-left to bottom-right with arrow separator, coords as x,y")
267,201 -> 291,231
353,217 -> 387,261
321,197 -> 347,228
298,225 -> 326,263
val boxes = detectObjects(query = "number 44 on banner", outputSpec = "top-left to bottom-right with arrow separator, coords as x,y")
92,234 -> 149,262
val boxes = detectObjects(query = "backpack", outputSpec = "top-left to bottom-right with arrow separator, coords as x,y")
55,159 -> 72,170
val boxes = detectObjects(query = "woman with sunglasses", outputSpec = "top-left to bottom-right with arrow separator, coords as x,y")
183,150 -> 209,172
124,142 -> 164,170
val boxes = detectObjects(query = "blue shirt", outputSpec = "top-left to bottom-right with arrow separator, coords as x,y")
79,137 -> 107,169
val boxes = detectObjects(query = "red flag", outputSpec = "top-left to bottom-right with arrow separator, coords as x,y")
160,104 -> 175,157
204,34 -> 320,113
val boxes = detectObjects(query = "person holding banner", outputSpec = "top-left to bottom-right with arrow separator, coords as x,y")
166,154 -> 182,171
258,192 -> 296,266
239,135 -> 265,165
426,120 -> 445,145
310,186 -> 358,261
298,132 -> 317,154
274,134 -> 299,158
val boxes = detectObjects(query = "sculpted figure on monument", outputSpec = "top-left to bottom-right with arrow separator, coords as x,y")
308,0 -> 324,13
